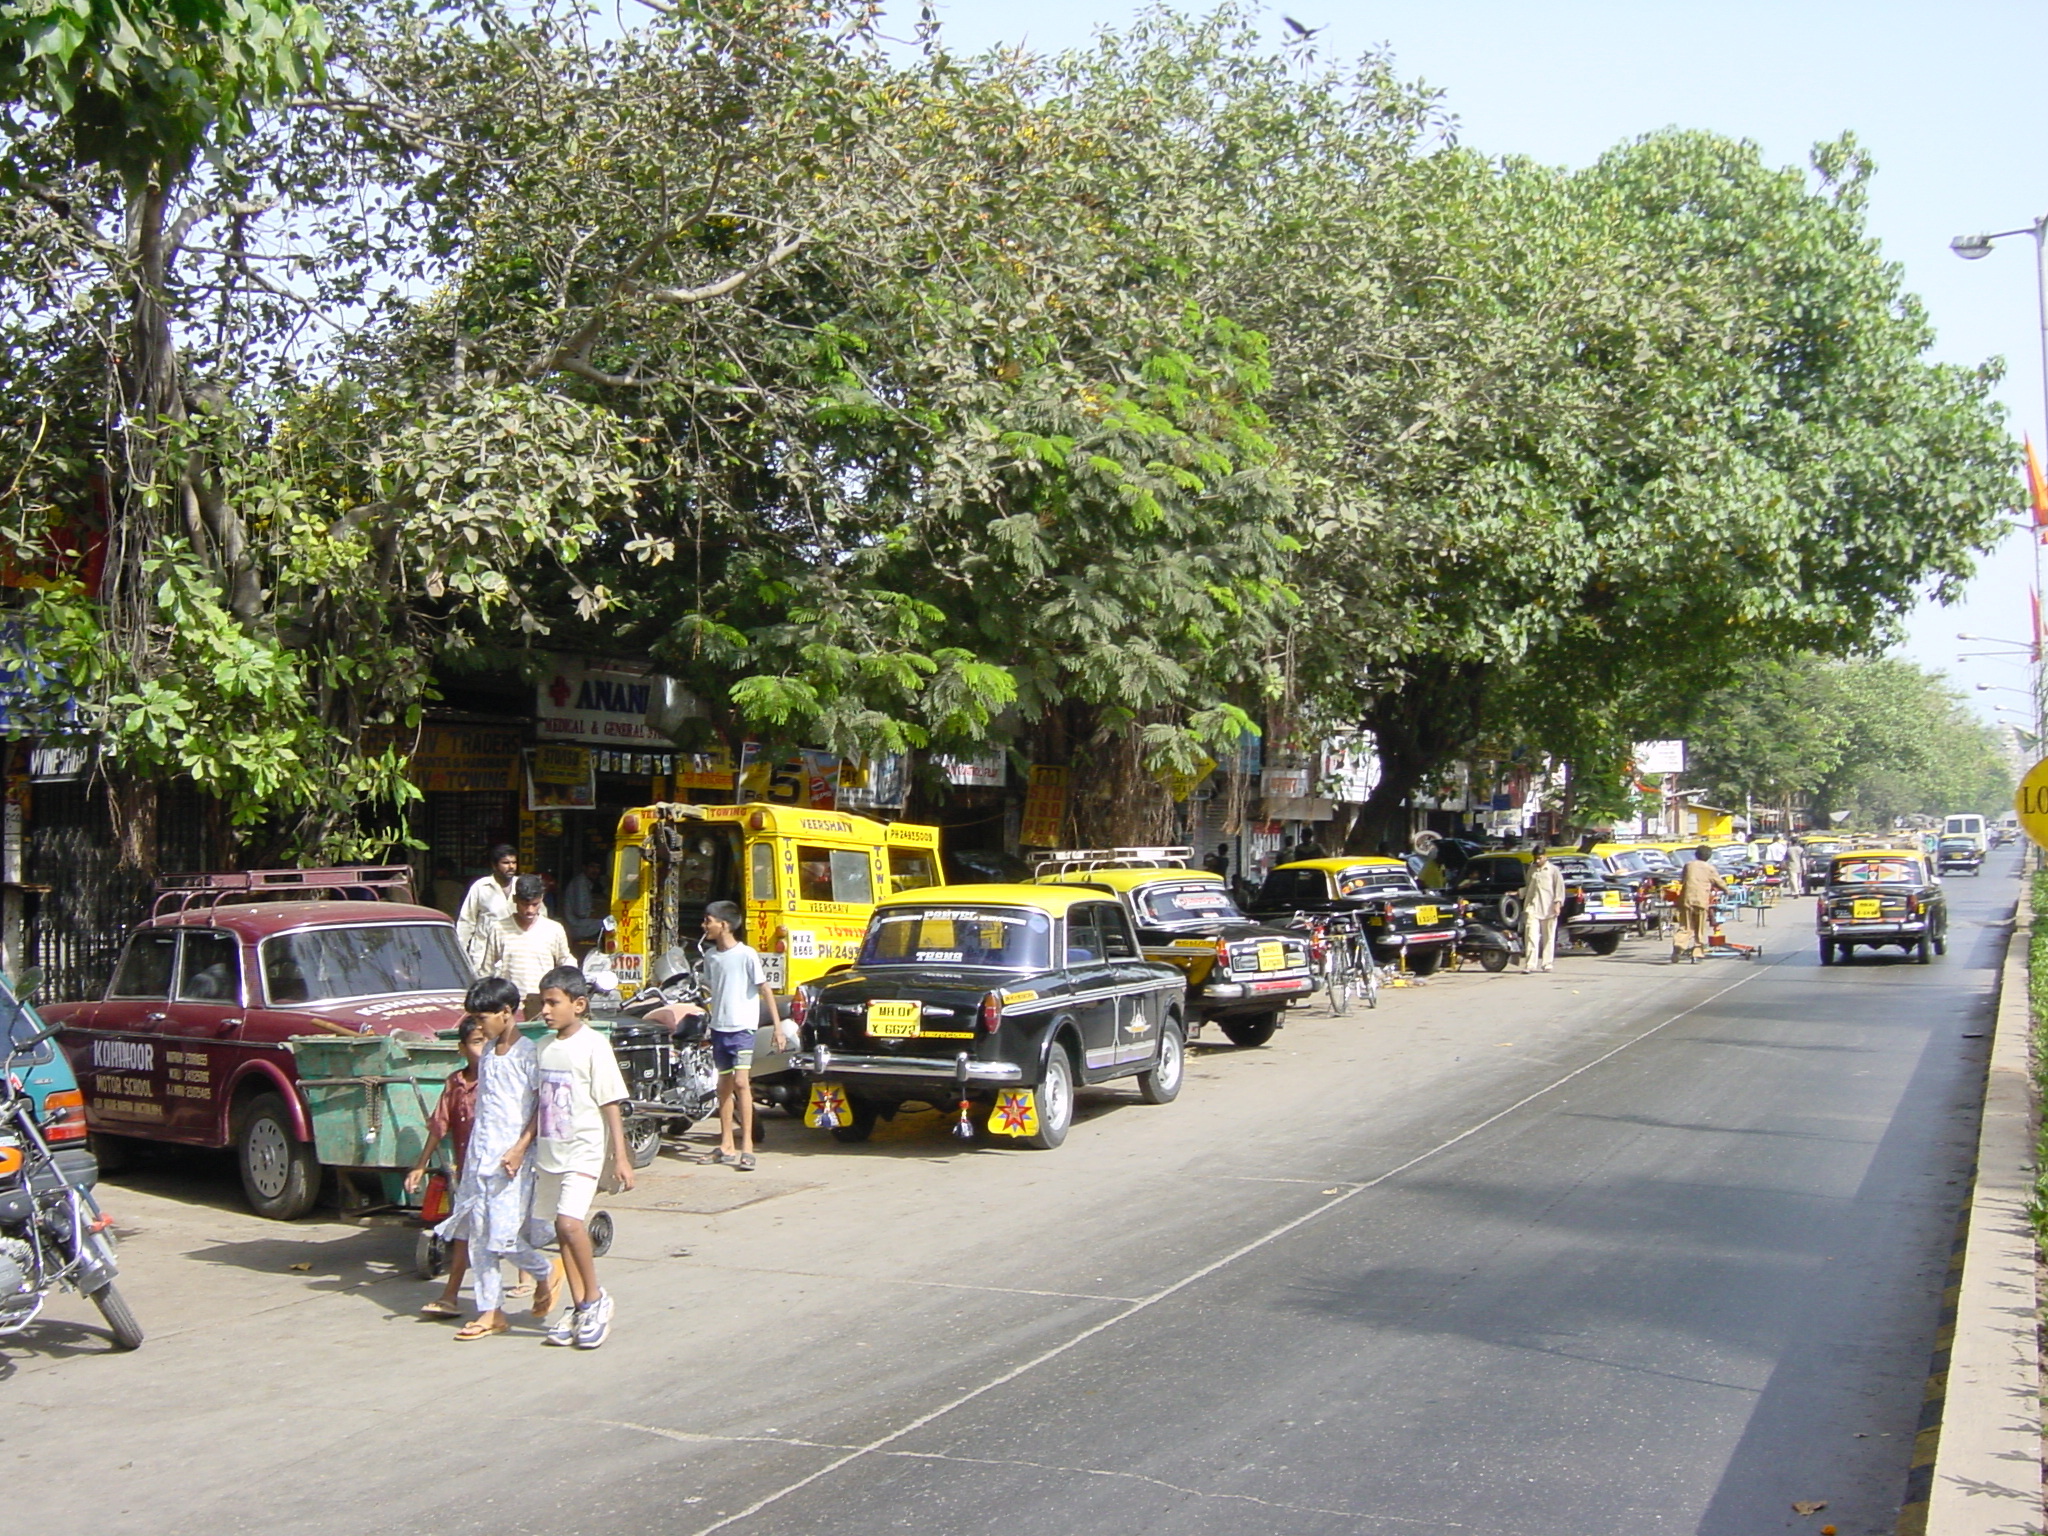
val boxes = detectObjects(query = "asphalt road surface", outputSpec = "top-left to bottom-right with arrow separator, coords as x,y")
5,852 -> 2017,1536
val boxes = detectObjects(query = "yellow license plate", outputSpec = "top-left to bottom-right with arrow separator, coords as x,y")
1851,898 -> 1882,919
1602,892 -> 1622,908
1257,942 -> 1285,972
1414,905 -> 1438,925
867,1000 -> 922,1036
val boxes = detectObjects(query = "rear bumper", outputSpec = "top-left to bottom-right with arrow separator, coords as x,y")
792,1045 -> 1024,1087
1195,975 -> 1315,1010
1566,910 -> 1637,930
1820,919 -> 1926,939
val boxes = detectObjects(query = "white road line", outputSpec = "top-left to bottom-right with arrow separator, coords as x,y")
684,957 -> 1783,1535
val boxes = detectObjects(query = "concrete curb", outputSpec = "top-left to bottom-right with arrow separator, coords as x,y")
1924,899 -> 2042,1536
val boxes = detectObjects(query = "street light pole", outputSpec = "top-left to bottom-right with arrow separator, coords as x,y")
1952,214 -> 2048,750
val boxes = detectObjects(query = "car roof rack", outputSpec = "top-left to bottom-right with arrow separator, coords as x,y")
151,866 -> 416,919
1031,846 -> 1194,877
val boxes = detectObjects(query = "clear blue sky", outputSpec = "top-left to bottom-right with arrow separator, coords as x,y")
888,0 -> 2048,721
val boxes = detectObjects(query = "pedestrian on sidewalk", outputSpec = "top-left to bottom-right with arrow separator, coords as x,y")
678,901 -> 789,1173
1519,851 -> 1566,973
436,977 -> 559,1341
485,875 -> 573,1015
406,1016 -> 484,1318
533,966 -> 634,1349
456,845 -> 519,969
1673,846 -> 1727,962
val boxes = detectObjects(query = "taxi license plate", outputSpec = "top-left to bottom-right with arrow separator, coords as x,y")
1602,892 -> 1622,908
1257,942 -> 1285,972
1851,898 -> 1882,919
866,1000 -> 922,1037
1414,905 -> 1438,925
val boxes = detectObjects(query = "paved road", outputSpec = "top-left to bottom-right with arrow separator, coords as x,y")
4,853 -> 2016,1536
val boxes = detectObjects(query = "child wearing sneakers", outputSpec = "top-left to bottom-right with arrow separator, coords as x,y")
687,900 -> 788,1172
435,977 -> 559,1341
532,965 -> 634,1349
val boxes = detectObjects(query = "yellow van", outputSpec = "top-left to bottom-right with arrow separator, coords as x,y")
608,802 -> 943,998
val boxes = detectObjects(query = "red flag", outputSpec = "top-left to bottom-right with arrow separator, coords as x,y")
2027,436 -> 2048,543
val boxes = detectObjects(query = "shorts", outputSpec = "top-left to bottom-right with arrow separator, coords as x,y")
711,1029 -> 755,1074
532,1167 -> 599,1224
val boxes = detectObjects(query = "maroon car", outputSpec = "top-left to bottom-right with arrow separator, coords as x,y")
43,869 -> 471,1218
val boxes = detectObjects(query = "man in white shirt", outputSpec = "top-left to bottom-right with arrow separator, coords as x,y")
486,875 -> 574,1013
457,844 -> 520,969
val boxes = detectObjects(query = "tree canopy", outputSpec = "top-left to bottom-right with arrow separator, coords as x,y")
0,0 -> 2020,858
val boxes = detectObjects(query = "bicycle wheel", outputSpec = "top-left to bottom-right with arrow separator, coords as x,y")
1358,948 -> 1380,1009
1324,948 -> 1352,1017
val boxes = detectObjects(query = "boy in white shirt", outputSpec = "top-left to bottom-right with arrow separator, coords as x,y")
531,965 -> 634,1349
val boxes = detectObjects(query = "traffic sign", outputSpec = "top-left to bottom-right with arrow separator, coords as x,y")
2015,757 -> 2048,849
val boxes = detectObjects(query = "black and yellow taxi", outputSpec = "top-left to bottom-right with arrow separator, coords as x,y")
1247,857 -> 1458,975
789,884 -> 1188,1150
1817,849 -> 1947,965
1449,850 -> 1639,955
1032,857 -> 1313,1048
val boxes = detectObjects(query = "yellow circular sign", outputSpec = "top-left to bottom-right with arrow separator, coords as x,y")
2016,757 -> 2048,850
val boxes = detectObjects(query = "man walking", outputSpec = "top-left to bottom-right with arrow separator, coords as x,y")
457,844 -> 520,970
1519,850 -> 1566,973
1674,846 -> 1727,963
487,875 -> 575,1014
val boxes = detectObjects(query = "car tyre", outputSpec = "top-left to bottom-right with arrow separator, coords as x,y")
1218,1011 -> 1279,1048
829,1094 -> 881,1145
1479,947 -> 1511,974
1137,1020 -> 1185,1105
1408,947 -> 1443,978
586,1208 -> 614,1257
1583,930 -> 1624,957
1499,893 -> 1523,929
1818,938 -> 1833,966
88,1282 -> 144,1351
1025,1046 -> 1074,1150
1915,935 -> 1932,964
236,1092 -> 320,1220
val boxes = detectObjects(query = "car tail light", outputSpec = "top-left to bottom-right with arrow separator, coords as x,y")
981,991 -> 1004,1033
1214,936 -> 1233,973
790,985 -> 813,1030
41,1088 -> 87,1143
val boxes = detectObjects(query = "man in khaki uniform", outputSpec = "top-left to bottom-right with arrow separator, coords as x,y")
1674,847 -> 1727,962
1519,851 -> 1567,973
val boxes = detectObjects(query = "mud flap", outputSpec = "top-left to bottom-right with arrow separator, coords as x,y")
986,1089 -> 1038,1138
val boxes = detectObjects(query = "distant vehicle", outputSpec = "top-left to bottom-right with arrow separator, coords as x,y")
1936,837 -> 1984,876
1247,858 -> 1459,975
1941,814 -> 1987,852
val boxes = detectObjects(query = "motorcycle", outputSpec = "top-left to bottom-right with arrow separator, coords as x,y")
0,1010 -> 143,1351
592,946 -> 721,1167
1450,903 -> 1522,973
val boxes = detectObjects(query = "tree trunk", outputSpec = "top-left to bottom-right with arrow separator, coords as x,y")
1342,659 -> 1489,854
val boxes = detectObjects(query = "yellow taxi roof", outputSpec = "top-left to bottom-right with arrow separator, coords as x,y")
1277,857 -> 1406,872
1832,848 -> 1924,862
875,882 -> 1100,914
1036,867 -> 1224,893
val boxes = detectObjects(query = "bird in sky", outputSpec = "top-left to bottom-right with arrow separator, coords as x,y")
1282,15 -> 1324,38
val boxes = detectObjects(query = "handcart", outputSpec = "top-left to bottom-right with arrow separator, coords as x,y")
289,1027 -> 615,1278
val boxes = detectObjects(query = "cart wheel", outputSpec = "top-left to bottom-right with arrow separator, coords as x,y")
414,1230 -> 447,1281
586,1209 -> 614,1258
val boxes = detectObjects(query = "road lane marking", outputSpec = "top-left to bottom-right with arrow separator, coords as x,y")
680,955 -> 1784,1535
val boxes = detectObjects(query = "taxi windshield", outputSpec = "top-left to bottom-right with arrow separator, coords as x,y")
1133,881 -> 1244,925
1830,857 -> 1923,886
1336,867 -> 1419,898
859,907 -> 1052,969
262,923 -> 471,1005
1607,850 -> 1671,875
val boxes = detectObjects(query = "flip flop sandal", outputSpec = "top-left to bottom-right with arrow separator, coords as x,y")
453,1317 -> 509,1341
531,1261 -> 562,1318
736,1153 -> 757,1172
698,1149 -> 736,1166
420,1298 -> 462,1319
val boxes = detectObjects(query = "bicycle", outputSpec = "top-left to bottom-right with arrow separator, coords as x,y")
1296,911 -> 1373,1014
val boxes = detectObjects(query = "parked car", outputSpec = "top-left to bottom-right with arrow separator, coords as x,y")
42,868 -> 471,1218
1935,837 -> 1984,876
1247,858 -> 1458,976
1032,859 -> 1313,1047
791,884 -> 1187,1150
1816,849 -> 1947,965
1447,852 -> 1637,955
3,973 -> 95,1193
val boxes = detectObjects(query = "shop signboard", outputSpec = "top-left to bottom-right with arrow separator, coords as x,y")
536,657 -> 684,745
407,726 -> 523,794
1633,740 -> 1686,776
525,745 -> 596,810
1019,765 -> 1070,847
938,750 -> 1006,788
838,752 -> 908,811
